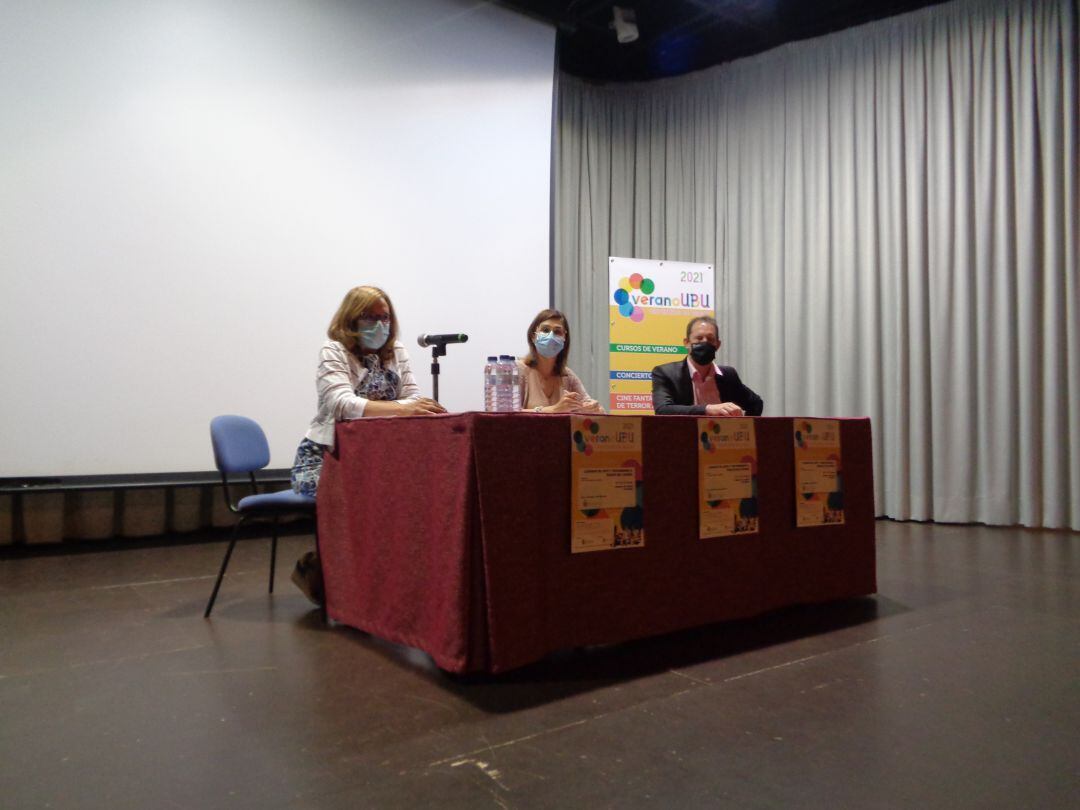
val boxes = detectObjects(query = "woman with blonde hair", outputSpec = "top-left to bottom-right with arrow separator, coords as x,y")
517,308 -> 602,413
289,285 -> 444,602
291,284 -> 444,493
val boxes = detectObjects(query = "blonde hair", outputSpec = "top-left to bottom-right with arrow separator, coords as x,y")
327,285 -> 397,362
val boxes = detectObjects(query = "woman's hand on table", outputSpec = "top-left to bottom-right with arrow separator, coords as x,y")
396,397 -> 446,416
547,391 -> 585,413
543,392 -> 604,414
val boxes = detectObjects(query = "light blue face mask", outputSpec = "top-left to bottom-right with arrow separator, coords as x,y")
357,320 -> 390,350
534,331 -> 565,358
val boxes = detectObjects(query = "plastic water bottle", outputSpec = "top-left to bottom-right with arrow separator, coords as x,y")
509,357 -> 522,411
483,356 -> 498,412
495,355 -> 514,412
490,356 -> 506,412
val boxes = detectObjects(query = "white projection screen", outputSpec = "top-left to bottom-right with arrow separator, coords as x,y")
0,0 -> 554,477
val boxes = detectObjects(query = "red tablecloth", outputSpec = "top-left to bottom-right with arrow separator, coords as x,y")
317,414 -> 876,673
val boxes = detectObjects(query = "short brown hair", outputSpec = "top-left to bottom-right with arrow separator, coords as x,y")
686,315 -> 719,340
327,285 -> 398,363
524,308 -> 571,375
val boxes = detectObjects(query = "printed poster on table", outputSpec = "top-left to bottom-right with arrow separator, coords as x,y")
609,256 -> 714,415
570,416 -> 644,553
698,418 -> 759,538
793,419 -> 845,527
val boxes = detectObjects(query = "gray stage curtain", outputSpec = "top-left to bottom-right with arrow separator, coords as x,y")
554,0 -> 1077,529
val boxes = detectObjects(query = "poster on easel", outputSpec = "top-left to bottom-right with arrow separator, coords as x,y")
793,419 -> 845,527
698,418 -> 759,538
608,257 -> 714,415
570,416 -> 644,553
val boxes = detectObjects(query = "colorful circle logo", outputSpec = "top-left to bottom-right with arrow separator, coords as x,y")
699,420 -> 725,452
572,418 -> 602,454
612,274 -> 655,322
795,420 -> 813,448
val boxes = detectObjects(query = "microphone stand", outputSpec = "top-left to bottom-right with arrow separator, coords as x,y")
429,343 -> 447,402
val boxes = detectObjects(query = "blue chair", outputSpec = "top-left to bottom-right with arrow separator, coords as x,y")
204,415 -> 317,617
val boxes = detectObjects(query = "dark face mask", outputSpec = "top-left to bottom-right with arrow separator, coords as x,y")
689,342 -> 717,365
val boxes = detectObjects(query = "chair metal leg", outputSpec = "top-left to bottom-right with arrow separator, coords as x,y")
205,518 -> 245,618
269,517 -> 278,594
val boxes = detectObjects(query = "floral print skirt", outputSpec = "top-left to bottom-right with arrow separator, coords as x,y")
290,438 -> 327,497
291,354 -> 401,496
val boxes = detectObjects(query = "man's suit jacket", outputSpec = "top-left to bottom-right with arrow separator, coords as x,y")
650,360 -> 764,416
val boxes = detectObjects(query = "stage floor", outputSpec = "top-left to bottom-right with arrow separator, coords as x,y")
1,520 -> 1076,809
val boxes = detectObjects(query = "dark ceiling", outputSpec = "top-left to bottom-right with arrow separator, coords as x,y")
497,0 -> 949,81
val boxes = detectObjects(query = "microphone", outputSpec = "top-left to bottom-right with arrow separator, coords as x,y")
417,333 -> 468,348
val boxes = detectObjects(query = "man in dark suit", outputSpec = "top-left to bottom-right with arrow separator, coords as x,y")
651,316 -> 763,416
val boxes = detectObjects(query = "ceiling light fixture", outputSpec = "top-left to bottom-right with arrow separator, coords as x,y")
611,6 -> 639,44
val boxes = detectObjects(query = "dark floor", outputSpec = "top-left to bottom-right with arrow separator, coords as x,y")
0,521 -> 1077,809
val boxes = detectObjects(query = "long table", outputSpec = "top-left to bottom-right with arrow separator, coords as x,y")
317,414 -> 876,674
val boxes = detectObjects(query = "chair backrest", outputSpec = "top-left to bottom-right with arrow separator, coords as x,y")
210,415 -> 271,474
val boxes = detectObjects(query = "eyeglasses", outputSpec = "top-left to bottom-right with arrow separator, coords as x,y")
358,313 -> 391,326
536,325 -> 566,338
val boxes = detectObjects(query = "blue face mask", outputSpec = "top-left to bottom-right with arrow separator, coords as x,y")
357,320 -> 390,351
534,331 -> 565,358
